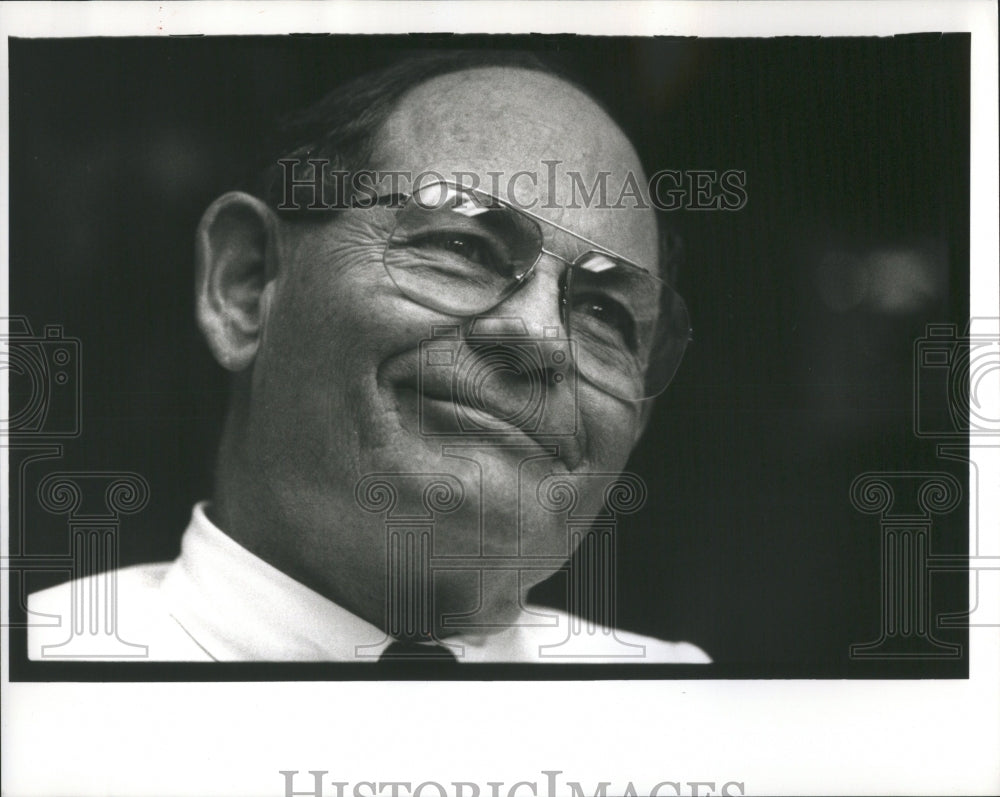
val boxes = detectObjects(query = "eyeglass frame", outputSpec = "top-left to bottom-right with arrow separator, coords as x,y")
327,178 -> 693,399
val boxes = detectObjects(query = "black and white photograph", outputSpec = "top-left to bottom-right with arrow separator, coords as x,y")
2,2 -> 998,795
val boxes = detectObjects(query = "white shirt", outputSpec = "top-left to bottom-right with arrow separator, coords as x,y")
27,503 -> 710,663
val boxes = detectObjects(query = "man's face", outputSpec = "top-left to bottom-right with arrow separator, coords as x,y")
241,67 -> 662,629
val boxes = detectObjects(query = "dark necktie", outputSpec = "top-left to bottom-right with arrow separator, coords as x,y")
378,639 -> 459,663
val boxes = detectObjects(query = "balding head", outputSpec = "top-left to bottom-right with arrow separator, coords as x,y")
371,67 -> 660,272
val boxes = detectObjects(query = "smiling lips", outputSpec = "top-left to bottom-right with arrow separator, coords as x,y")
395,368 -> 584,470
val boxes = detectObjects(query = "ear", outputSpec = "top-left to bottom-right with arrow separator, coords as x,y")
195,192 -> 280,371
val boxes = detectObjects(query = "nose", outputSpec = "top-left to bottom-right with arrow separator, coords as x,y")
457,255 -> 580,451
474,257 -> 566,339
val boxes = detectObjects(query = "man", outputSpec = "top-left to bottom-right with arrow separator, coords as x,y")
28,52 -> 709,663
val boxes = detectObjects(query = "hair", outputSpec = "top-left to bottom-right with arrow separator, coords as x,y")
250,49 -> 682,283
253,51 -> 559,213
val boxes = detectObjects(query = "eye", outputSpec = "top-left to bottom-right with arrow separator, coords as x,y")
408,231 -> 508,274
572,292 -> 638,353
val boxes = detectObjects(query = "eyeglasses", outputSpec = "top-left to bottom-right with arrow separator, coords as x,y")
366,180 -> 691,401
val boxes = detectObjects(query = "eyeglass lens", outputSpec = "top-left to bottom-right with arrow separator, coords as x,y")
382,183 -> 689,400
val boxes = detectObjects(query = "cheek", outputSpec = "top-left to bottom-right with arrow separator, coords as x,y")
578,389 -> 641,471
263,270 -> 368,411
268,218 -> 449,369
247,227 -> 401,459
262,219 -> 407,385
280,231 -> 386,345
247,219 -> 451,472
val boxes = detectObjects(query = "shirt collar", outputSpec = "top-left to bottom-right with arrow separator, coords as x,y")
161,502 -> 528,661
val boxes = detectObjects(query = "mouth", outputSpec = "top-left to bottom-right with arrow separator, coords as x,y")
391,382 -> 585,471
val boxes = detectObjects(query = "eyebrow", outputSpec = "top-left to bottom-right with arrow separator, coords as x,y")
353,184 -> 660,282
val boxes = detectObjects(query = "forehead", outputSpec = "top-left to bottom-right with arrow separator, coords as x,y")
368,67 -> 660,274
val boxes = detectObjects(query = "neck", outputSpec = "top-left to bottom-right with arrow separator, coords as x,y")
209,401 -> 532,640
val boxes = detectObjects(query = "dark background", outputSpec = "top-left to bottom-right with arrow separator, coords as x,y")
8,35 -> 970,673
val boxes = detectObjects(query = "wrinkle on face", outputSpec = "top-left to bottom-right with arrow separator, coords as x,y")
231,66 -> 662,626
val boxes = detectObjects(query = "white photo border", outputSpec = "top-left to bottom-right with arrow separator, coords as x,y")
1,2 -> 997,795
